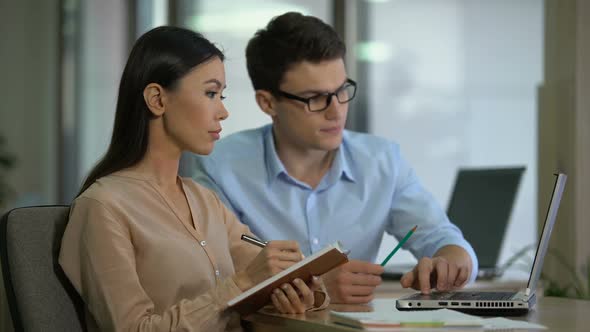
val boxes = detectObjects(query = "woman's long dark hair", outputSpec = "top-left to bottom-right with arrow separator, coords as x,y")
78,26 -> 224,196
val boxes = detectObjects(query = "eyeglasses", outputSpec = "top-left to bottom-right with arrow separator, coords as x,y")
276,79 -> 357,113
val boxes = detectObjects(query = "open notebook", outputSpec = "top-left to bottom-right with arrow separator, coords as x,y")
227,242 -> 348,315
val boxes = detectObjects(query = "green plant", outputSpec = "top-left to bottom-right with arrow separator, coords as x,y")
502,244 -> 590,300
0,135 -> 16,207
542,252 -> 590,299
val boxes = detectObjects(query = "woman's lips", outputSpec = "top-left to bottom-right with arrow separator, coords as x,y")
209,129 -> 222,140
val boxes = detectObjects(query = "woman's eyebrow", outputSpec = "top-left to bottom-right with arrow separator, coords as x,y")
203,78 -> 227,89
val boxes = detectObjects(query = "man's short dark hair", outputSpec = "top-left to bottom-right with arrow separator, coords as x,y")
245,12 -> 346,93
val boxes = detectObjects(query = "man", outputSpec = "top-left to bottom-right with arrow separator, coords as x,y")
183,12 -> 478,304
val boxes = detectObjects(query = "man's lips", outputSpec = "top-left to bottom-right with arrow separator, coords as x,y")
320,126 -> 342,133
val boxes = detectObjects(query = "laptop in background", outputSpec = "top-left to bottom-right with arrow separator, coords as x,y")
383,167 -> 525,280
396,172 -> 567,316
447,167 -> 525,279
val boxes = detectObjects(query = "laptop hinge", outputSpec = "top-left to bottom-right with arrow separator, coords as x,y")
514,288 -> 533,301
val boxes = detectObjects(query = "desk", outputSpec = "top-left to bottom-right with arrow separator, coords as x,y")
243,281 -> 590,332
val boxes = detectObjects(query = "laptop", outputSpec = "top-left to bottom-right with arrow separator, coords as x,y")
383,167 -> 525,280
396,172 -> 567,316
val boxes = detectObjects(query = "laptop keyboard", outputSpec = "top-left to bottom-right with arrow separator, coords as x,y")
409,291 -> 516,301
452,292 -> 514,300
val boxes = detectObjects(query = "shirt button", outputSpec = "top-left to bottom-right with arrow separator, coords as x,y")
200,240 -> 206,247
312,238 -> 319,245
215,269 -> 220,276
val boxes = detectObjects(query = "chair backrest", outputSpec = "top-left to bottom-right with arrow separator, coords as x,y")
1,206 -> 86,332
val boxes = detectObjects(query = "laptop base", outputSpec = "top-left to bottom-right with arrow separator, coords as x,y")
395,292 -> 535,317
396,306 -> 529,316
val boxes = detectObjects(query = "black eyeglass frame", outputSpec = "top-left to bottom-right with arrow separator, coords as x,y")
275,78 -> 357,112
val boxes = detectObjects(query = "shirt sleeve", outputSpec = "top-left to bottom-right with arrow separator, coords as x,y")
386,145 -> 479,283
59,197 -> 245,331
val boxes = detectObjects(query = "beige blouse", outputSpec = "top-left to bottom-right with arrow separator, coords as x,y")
59,170 -> 263,331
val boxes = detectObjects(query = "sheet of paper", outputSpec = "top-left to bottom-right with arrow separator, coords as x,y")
331,299 -> 548,330
331,299 -> 484,327
483,317 -> 547,330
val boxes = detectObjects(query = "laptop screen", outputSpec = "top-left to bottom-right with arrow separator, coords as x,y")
525,173 -> 567,295
446,167 -> 525,268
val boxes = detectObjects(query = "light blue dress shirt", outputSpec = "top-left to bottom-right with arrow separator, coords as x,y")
184,124 -> 478,282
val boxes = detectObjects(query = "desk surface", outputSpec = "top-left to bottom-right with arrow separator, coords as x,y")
243,281 -> 590,332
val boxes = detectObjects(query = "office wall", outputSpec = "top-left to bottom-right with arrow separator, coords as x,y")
76,0 -> 128,197
540,0 -> 590,291
0,0 -> 59,210
0,1 -> 59,330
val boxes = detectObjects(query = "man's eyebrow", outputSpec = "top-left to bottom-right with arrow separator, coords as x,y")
296,79 -> 349,95
203,78 -> 227,89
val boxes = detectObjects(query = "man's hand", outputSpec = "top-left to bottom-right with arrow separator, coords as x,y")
400,245 -> 472,294
322,259 -> 384,304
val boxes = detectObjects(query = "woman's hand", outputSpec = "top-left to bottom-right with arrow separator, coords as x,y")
234,240 -> 302,291
271,276 -> 324,314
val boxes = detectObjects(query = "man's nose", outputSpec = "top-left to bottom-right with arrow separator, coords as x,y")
324,94 -> 342,119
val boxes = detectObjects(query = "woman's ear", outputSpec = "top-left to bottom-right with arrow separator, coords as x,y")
255,90 -> 277,117
143,83 -> 165,117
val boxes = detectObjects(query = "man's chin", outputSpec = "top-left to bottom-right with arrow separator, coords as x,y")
317,136 -> 343,151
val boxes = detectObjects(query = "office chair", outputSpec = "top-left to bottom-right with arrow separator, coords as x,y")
0,206 -> 86,332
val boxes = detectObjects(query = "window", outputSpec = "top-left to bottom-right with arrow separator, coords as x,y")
363,0 -> 543,269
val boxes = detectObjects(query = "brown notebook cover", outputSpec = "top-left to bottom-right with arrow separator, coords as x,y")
227,242 -> 349,315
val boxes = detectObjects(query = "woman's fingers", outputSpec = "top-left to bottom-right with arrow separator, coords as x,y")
271,278 -> 317,314
270,292 -> 284,312
273,288 -> 296,314
266,240 -> 302,260
282,283 -> 307,313
293,279 -> 314,308
310,276 -> 322,291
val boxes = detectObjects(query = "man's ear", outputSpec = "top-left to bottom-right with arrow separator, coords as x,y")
255,90 -> 277,117
143,83 -> 166,117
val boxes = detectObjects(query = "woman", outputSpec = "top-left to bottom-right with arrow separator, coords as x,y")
59,26 -> 327,332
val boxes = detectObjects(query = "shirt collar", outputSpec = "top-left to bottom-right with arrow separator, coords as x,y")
338,135 -> 357,183
263,125 -> 357,185
263,125 -> 287,184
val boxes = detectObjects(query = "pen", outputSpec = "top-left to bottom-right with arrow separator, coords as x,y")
241,234 -> 267,248
240,234 -> 308,259
380,225 -> 417,266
